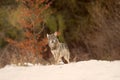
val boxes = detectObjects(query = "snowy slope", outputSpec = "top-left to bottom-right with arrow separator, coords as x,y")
0,60 -> 120,80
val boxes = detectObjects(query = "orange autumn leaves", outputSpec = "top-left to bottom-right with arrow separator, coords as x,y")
7,0 -> 50,57
6,37 -> 48,54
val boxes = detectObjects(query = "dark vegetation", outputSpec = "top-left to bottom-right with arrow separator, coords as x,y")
0,0 -> 120,68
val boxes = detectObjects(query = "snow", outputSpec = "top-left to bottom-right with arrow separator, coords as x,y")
0,60 -> 120,80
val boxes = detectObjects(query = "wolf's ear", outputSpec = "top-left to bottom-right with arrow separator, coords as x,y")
54,32 -> 58,36
47,34 -> 49,38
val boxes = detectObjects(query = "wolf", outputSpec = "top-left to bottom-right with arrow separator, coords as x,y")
47,32 -> 70,64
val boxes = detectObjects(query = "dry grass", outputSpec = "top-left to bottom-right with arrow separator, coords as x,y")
0,44 -> 52,68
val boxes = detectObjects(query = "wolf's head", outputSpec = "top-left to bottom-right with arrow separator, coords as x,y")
47,32 -> 59,50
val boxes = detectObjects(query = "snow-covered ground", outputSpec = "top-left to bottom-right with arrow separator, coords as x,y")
0,60 -> 120,80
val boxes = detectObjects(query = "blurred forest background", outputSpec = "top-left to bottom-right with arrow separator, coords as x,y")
0,0 -> 120,68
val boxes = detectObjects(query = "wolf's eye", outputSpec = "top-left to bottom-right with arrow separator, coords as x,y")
50,40 -> 54,43
54,39 -> 58,42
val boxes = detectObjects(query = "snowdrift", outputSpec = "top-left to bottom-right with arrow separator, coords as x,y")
0,60 -> 120,80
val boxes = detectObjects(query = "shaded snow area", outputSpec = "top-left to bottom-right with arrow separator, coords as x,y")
0,60 -> 120,80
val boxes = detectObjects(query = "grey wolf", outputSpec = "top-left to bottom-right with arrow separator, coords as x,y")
47,32 -> 70,64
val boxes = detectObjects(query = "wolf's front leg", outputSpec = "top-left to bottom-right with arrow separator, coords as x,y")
55,55 -> 61,65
